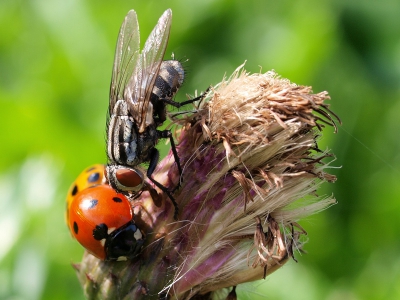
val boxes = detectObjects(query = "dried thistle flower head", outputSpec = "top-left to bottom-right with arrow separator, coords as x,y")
75,64 -> 340,299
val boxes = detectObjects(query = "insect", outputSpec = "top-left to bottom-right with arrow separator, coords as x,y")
105,9 -> 203,219
67,184 -> 144,261
65,164 -> 105,224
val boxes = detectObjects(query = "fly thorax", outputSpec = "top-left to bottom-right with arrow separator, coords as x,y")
113,99 -> 129,116
107,100 -> 139,166
137,125 -> 158,160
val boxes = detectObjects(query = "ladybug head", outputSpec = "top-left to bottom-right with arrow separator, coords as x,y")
93,221 -> 145,261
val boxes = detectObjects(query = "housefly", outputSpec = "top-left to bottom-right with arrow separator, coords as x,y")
105,9 -> 203,219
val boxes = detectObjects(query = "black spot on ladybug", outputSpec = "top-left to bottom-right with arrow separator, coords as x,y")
86,167 -> 96,172
88,172 -> 100,183
71,185 -> 78,196
93,223 -> 108,240
73,221 -> 79,234
112,197 -> 123,203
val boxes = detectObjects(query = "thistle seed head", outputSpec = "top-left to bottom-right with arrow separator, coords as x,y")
76,64 -> 339,300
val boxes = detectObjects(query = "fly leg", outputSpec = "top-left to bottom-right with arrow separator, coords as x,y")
162,87 -> 210,108
157,129 -> 183,189
147,145 -> 179,220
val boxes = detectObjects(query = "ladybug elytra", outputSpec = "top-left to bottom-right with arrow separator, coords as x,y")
65,164 -> 105,223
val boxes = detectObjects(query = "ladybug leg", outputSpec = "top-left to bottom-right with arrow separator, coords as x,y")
147,146 -> 179,220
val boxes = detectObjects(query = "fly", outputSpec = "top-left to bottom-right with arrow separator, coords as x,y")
105,9 -> 204,220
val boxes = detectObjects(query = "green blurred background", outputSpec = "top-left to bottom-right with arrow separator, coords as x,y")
1,0 -> 399,299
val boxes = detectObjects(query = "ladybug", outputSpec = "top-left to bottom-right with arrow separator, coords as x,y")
66,164 -> 106,223
68,184 -> 145,261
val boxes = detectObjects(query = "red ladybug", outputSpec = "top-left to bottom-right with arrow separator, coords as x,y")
67,184 -> 144,261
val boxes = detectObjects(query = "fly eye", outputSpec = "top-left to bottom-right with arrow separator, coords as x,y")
115,168 -> 143,191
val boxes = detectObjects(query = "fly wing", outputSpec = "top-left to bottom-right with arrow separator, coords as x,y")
109,10 -> 140,115
125,9 -> 172,133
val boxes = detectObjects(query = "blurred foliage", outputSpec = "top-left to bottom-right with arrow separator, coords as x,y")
0,0 -> 399,299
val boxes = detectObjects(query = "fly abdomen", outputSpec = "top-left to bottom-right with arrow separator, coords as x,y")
153,60 -> 184,100
151,60 -> 185,125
